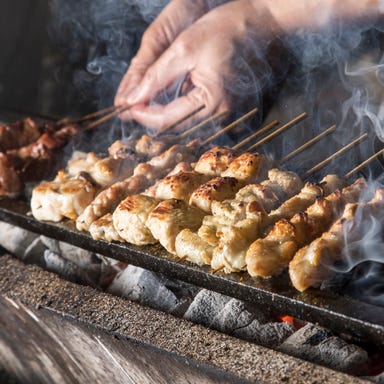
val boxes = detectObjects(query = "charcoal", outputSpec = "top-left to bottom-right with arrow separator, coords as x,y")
183,289 -> 231,328
107,265 -> 182,313
183,289 -> 290,347
24,237 -> 49,265
234,320 -> 295,348
44,250 -> 98,287
0,221 -> 39,259
278,323 -> 369,373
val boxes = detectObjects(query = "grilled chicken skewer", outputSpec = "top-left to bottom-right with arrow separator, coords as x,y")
143,154 -> 268,253
0,124 -> 78,197
30,131 -> 185,222
112,149 -> 265,251
174,169 -> 304,266
246,178 -> 366,278
0,118 -> 55,152
76,141 -> 200,231
209,175 -> 344,273
289,188 -> 384,292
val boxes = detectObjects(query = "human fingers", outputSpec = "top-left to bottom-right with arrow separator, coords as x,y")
127,85 -> 229,133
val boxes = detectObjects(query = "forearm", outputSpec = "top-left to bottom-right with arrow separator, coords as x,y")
255,0 -> 381,31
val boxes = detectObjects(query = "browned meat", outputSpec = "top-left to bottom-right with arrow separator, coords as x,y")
289,188 -> 384,292
246,178 -> 365,278
0,118 -> 49,152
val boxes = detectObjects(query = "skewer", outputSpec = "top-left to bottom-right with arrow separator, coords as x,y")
305,133 -> 368,177
281,124 -> 337,163
201,107 -> 258,146
247,112 -> 307,152
345,149 -> 384,178
232,119 -> 280,151
57,105 -> 118,126
179,110 -> 229,139
176,255 -> 188,264
161,105 -> 206,134
84,105 -> 132,131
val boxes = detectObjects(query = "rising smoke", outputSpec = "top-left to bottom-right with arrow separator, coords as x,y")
48,1 -> 384,304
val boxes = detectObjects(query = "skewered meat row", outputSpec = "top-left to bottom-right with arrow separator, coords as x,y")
175,169 -> 305,267
75,141 -> 202,231
30,134 -> 186,222
289,188 -> 384,291
112,150 -> 268,251
0,124 -> 77,197
246,178 -> 366,278
0,118 -> 54,152
89,162 -> 194,242
175,174 -> 341,272
85,147 -> 243,239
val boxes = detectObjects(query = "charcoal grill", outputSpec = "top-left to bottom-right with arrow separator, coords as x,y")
0,196 -> 383,346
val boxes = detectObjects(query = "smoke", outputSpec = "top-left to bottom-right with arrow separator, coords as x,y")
47,1 -> 384,303
48,0 -> 169,111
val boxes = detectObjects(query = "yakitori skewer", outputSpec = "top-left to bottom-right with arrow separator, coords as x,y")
281,124 -> 337,163
57,105 -> 118,126
305,133 -> 368,176
232,119 -> 280,151
345,149 -> 384,178
84,105 -> 132,130
161,105 -> 206,134
179,110 -> 229,139
247,112 -> 307,152
201,107 -> 258,146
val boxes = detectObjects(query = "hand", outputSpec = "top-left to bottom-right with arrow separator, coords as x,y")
115,0 -> 281,133
114,0 -> 214,118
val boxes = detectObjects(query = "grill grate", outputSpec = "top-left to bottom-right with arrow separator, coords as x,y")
0,197 -> 383,346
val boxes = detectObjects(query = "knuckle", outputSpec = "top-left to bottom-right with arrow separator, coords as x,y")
173,37 -> 193,59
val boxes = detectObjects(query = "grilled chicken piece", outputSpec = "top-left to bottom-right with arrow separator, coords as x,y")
113,194 -> 160,245
246,178 -> 365,277
211,218 -> 262,272
0,118 -> 46,151
175,229 -> 214,265
289,188 -> 384,291
150,171 -> 210,202
221,152 -> 268,183
266,180 -> 337,229
210,175 -> 343,274
189,177 -> 241,213
135,134 -> 176,158
31,173 -> 98,222
90,156 -> 136,187
89,213 -> 124,242
261,168 -> 304,200
76,142 -> 198,231
193,146 -> 236,176
146,199 -> 206,254
66,151 -> 101,177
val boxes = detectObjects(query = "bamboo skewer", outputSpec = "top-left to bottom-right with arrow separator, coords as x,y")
247,112 -> 307,152
201,107 -> 258,146
179,110 -> 229,139
57,105 -> 118,126
232,119 -> 280,151
345,149 -> 384,178
281,124 -> 337,163
305,133 -> 368,177
161,105 -> 206,134
84,105 -> 132,130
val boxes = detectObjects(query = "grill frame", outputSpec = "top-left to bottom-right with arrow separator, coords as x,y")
1,197 -> 383,346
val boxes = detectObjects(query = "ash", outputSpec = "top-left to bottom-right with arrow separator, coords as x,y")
0,221 -> 374,377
